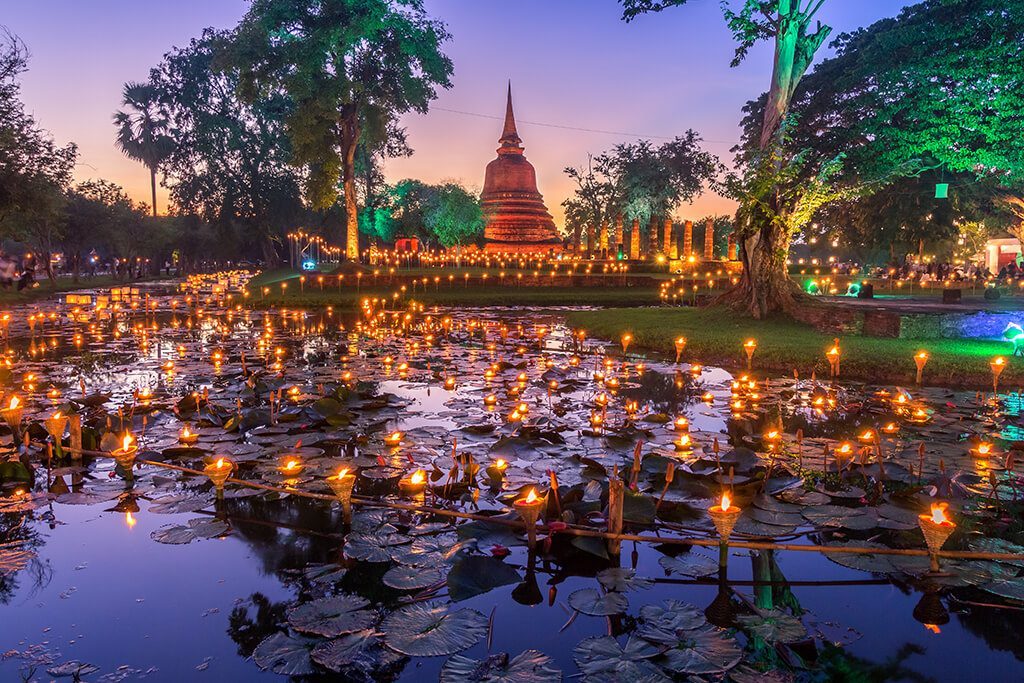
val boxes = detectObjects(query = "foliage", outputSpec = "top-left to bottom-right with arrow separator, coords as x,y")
743,0 -> 1024,256
150,29 -> 307,264
224,0 -> 454,256
113,82 -> 174,216
0,28 -> 77,257
372,179 -> 483,247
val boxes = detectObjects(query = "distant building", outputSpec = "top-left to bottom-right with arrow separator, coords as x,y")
981,236 -> 1022,273
480,83 -> 561,254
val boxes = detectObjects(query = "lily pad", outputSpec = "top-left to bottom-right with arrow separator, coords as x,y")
736,608 -> 806,643
310,629 -> 393,676
568,588 -> 629,616
440,650 -> 562,682
150,517 -> 230,545
660,625 -> 742,675
287,594 -> 375,637
383,564 -> 444,591
252,631 -> 317,676
382,601 -> 488,657
572,635 -> 667,682
596,568 -> 653,593
658,552 -> 717,578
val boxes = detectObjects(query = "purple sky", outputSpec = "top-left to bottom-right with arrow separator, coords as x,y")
6,0 -> 912,225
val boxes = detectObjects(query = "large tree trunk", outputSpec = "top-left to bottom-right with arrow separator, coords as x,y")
261,234 -> 280,268
722,2 -> 831,318
342,115 -> 360,260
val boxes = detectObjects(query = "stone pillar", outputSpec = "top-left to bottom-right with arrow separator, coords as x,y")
614,214 -> 624,255
727,233 -> 737,261
663,218 -> 673,256
599,220 -> 609,255
683,220 -> 693,257
586,224 -> 597,255
704,217 -> 715,261
629,218 -> 641,260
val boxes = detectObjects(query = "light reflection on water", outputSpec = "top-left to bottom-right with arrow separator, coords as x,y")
0,290 -> 1019,681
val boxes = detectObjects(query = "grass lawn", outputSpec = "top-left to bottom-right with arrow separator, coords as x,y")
0,275 -> 157,306
566,306 -> 1024,390
246,283 -> 660,309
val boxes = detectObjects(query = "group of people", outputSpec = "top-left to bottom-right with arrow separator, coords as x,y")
869,260 -> 994,283
0,252 -> 35,290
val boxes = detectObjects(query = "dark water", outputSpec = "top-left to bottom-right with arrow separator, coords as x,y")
0,282 -> 1020,682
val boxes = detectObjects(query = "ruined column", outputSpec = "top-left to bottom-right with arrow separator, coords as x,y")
630,218 -> 641,260
599,219 -> 609,255
663,218 -> 674,257
614,214 -> 624,257
683,220 -> 693,257
727,233 -> 737,261
704,217 -> 715,261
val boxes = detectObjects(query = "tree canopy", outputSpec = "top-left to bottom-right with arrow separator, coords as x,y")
223,0 -> 454,257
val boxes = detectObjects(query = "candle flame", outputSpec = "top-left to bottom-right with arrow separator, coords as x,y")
336,468 -> 350,479
930,502 -> 952,526
721,492 -> 732,512
923,623 -> 941,634
284,459 -> 300,471
215,458 -> 225,469
410,469 -> 425,485
122,434 -> 134,452
524,488 -> 538,504
8,396 -> 19,410
495,458 -> 506,469
125,512 -> 137,529
978,442 -> 992,455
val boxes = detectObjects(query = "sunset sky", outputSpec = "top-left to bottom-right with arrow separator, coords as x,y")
6,0 -> 912,227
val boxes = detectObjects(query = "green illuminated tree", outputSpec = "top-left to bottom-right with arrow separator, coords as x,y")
224,0 -> 453,259
621,0 -> 833,317
748,0 -> 1024,263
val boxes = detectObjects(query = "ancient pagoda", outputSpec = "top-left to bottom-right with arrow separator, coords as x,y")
480,84 -> 561,254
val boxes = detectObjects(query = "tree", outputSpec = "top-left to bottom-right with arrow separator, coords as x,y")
563,155 -> 618,253
621,0 -> 833,318
113,82 -> 174,217
0,27 -> 77,277
374,179 -> 483,248
150,30 -> 306,265
743,0 -> 1024,266
225,0 -> 454,259
423,182 -> 484,248
601,133 -> 719,245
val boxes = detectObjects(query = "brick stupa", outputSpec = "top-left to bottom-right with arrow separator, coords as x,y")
480,84 -> 561,254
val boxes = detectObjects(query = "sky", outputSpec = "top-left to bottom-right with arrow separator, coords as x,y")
4,0 -> 914,227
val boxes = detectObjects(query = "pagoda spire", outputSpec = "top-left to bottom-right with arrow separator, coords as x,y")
498,81 -> 522,152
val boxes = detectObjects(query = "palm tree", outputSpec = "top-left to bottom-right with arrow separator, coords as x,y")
113,82 -> 173,217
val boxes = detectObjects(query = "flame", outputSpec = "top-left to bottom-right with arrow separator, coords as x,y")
336,468 -> 350,479
923,623 -> 941,634
744,339 -> 756,348
284,459 -> 300,471
121,434 -> 135,452
523,488 -> 538,504
917,351 -> 929,360
215,458 -> 226,469
993,356 -> 1006,367
125,512 -> 137,529
386,431 -> 403,443
410,470 -> 425,485
7,396 -> 19,410
495,459 -> 507,469
721,492 -> 732,512
978,442 -> 992,455
930,502 -> 952,526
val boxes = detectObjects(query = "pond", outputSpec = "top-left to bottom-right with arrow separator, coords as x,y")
0,278 -> 1022,682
